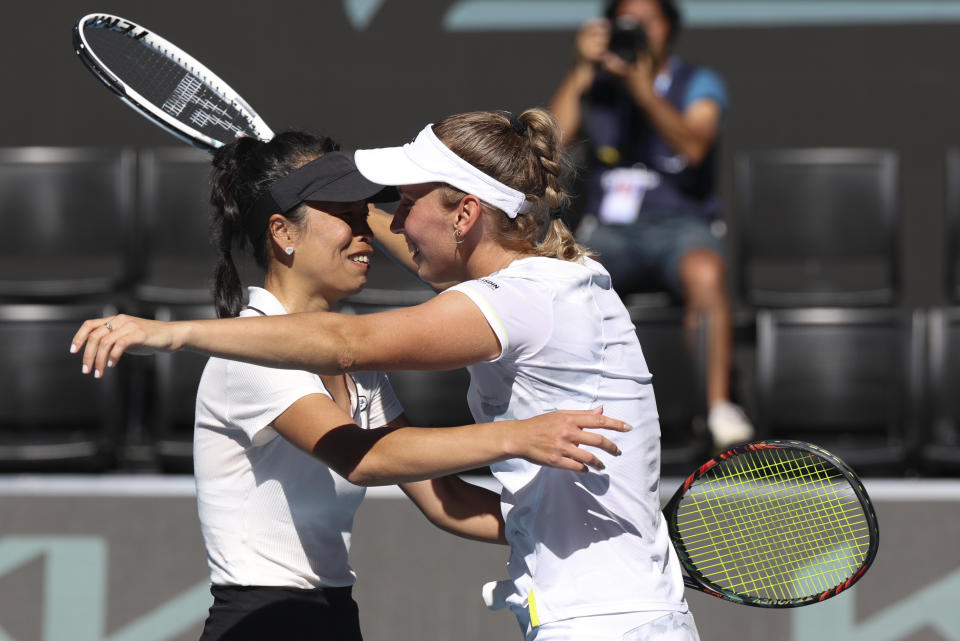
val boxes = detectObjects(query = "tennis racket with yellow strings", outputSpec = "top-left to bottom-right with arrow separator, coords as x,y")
663,440 -> 879,608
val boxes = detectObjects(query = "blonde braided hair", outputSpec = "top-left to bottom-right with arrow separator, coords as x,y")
432,108 -> 594,261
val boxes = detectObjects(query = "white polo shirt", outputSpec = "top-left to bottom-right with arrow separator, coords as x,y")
193,287 -> 403,589
447,257 -> 686,626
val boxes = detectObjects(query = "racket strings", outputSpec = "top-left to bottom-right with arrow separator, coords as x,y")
716,453 -> 868,597
681,455 -> 868,599
674,448 -> 871,601
684,454 -> 867,599
83,26 -> 254,141
690,453 -> 867,571
681,488 -> 859,598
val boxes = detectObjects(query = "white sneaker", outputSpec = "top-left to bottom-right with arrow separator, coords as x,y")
707,401 -> 755,450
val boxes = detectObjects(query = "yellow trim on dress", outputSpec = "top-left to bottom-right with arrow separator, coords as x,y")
528,589 -> 540,627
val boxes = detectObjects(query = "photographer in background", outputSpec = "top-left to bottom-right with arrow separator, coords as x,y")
549,0 -> 753,450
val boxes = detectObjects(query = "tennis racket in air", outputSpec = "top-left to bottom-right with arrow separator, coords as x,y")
73,13 -> 274,153
663,440 -> 879,608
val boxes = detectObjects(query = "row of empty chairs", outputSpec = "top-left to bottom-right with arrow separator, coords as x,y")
0,146 -> 434,305
1,145 -> 957,475
646,305 -> 960,475
4,145 -> 960,305
2,301 -> 957,474
736,148 -> 900,306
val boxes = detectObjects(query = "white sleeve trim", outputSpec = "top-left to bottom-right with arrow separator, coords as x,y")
445,284 -> 508,361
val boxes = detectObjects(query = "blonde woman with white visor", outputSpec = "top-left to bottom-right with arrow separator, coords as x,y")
73,108 -> 699,641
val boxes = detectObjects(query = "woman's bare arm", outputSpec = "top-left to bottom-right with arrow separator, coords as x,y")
72,292 -> 501,377
276,397 -> 626,484
400,476 -> 506,544
286,409 -> 510,542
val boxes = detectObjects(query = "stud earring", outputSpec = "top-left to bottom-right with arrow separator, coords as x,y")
453,228 -> 465,245
284,246 -> 295,256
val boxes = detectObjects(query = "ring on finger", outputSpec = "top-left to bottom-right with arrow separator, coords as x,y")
105,323 -> 113,330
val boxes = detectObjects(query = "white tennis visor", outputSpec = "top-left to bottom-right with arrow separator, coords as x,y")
354,125 -> 532,219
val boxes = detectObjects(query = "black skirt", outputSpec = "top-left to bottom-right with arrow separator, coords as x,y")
199,584 -> 363,641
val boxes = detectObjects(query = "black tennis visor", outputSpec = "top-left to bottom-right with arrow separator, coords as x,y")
247,151 -> 398,225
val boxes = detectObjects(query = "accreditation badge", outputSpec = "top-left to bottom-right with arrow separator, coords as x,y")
598,166 -> 661,224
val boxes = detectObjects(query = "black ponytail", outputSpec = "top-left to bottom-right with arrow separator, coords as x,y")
208,132 -> 339,318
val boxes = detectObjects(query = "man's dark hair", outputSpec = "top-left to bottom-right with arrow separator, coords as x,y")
604,0 -> 682,47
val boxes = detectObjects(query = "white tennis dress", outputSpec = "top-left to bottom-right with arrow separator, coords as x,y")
448,257 -> 689,634
193,287 -> 403,589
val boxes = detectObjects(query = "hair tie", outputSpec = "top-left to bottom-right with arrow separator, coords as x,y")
509,113 -> 528,137
550,207 -> 563,220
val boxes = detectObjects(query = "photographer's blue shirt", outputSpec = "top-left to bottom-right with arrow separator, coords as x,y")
583,56 -> 728,221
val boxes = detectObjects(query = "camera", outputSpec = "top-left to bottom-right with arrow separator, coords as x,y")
608,16 -> 648,62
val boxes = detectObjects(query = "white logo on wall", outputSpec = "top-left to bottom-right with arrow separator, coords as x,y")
792,568 -> 960,641
0,536 -> 210,641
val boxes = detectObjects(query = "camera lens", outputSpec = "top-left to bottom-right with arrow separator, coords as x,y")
609,16 -> 648,62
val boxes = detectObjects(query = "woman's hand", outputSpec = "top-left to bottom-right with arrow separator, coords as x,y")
70,314 -> 186,378
507,408 -> 631,472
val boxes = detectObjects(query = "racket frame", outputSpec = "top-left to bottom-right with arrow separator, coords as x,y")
73,13 -> 273,152
664,440 -> 880,608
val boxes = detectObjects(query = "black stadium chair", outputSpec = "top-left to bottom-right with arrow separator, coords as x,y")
629,305 -> 708,473
944,149 -> 960,302
735,148 -> 900,307
144,304 -> 219,471
923,307 -> 960,472
0,147 -> 135,300
755,307 -> 922,471
0,303 -> 123,471
135,147 -> 219,304
381,368 -> 475,428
